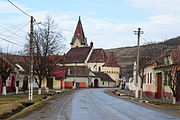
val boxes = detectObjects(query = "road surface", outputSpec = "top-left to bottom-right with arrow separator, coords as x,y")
17,88 -> 179,120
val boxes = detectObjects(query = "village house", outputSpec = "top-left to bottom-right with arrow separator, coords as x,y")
0,55 -> 40,94
129,48 -> 180,102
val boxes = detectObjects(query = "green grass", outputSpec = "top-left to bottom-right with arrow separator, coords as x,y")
0,88 -> 74,119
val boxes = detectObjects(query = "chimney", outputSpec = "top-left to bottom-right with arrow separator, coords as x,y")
90,41 -> 93,48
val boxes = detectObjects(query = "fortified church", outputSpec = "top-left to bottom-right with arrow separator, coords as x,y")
56,17 -> 120,88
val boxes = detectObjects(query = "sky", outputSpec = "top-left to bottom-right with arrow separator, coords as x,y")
0,0 -> 180,53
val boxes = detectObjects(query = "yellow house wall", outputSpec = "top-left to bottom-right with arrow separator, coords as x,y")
87,62 -> 104,72
57,63 -> 86,66
53,77 -> 61,89
101,66 -> 120,85
142,65 -> 156,93
41,77 -> 47,88
100,81 -> 116,87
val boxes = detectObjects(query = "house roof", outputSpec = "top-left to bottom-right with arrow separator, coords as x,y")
64,47 -> 91,63
2,55 -> 30,74
103,52 -> 119,67
48,55 -> 64,66
88,49 -> 107,63
53,66 -> 91,77
71,17 -> 86,45
93,72 -> 115,82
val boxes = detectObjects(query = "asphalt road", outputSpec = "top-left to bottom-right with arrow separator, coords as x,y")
17,88 -> 180,120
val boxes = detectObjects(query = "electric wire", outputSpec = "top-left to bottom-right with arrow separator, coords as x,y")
0,25 -> 27,40
7,0 -> 31,18
0,37 -> 24,47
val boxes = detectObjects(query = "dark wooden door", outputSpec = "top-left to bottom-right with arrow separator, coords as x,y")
94,79 -> 99,88
156,73 -> 162,98
176,70 -> 180,101
11,76 -> 16,92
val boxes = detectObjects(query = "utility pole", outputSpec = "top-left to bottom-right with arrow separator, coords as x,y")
29,16 -> 34,100
134,28 -> 143,98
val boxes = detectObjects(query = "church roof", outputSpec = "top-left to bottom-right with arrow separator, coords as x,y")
64,47 -> 91,63
71,17 -> 86,45
103,52 -> 119,67
88,49 -> 107,63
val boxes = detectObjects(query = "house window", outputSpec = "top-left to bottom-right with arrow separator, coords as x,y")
147,73 -> 149,83
99,67 -> 101,72
143,74 -> 146,83
164,74 -> 168,86
150,73 -> 152,83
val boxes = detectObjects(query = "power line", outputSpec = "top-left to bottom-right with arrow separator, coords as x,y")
0,37 -> 24,47
0,25 -> 26,40
7,0 -> 31,18
0,22 -> 28,34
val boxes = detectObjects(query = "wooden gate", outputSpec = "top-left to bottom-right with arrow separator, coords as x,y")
156,73 -> 162,98
176,70 -> 180,101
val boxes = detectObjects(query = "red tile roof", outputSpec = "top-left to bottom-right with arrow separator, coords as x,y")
71,17 -> 86,45
64,47 -> 91,63
54,66 -> 91,77
4,55 -> 30,74
93,72 -> 115,82
88,49 -> 107,63
48,55 -> 64,66
103,52 -> 119,67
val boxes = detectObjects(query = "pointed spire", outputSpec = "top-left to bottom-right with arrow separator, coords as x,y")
70,16 -> 87,47
103,52 -> 119,67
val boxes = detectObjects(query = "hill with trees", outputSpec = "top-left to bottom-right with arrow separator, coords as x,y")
105,36 -> 180,77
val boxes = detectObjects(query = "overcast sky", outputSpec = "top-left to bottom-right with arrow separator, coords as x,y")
0,0 -> 180,53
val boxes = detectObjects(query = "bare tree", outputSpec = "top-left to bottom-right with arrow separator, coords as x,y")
0,55 -> 14,95
159,48 -> 180,104
25,16 -> 65,94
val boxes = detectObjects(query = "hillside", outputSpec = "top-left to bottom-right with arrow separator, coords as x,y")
105,36 -> 180,77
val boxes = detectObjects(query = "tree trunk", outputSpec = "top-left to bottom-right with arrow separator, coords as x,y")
46,77 -> 53,89
45,87 -> 49,93
2,86 -> 7,95
16,87 -> 18,94
173,96 -> 176,104
140,87 -> 143,99
38,88 -> 41,95
135,89 -> 139,98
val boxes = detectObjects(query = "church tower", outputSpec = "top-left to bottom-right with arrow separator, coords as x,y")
70,17 -> 88,48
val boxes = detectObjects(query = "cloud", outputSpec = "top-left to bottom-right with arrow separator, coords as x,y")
132,0 -> 180,14
149,15 -> 180,24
